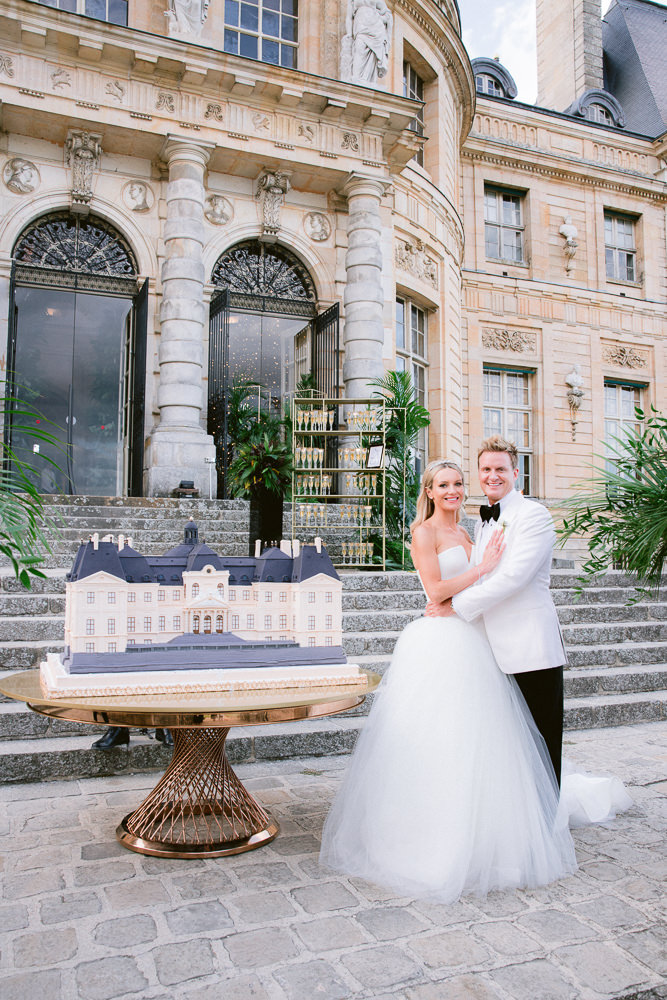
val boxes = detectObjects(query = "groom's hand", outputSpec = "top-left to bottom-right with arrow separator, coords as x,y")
425,599 -> 456,618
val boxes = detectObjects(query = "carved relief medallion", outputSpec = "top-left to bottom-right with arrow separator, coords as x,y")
205,103 -> 224,122
106,81 -> 125,103
3,158 -> 40,194
0,54 -> 15,77
205,194 -> 233,226
156,92 -> 176,113
394,238 -> 438,288
602,345 -> 648,369
51,68 -> 72,90
304,212 -> 331,242
123,181 -> 153,213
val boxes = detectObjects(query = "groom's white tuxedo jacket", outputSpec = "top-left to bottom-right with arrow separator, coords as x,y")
452,489 -> 566,675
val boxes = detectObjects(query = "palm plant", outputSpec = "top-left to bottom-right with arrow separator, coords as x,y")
1,396 -> 63,588
558,406 -> 667,596
368,370 -> 430,569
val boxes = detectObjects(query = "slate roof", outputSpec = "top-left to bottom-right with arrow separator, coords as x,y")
603,0 -> 667,137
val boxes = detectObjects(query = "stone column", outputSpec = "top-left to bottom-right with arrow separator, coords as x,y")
145,137 -> 216,497
342,173 -> 389,399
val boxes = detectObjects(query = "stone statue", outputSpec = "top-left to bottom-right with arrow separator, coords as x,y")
3,157 -> 39,194
559,216 -> 579,273
166,0 -> 209,39
125,182 -> 151,212
565,364 -> 584,441
205,194 -> 233,226
256,169 -> 291,236
341,0 -> 393,87
65,131 -> 102,205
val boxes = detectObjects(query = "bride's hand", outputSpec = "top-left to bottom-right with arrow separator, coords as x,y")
479,529 -> 505,576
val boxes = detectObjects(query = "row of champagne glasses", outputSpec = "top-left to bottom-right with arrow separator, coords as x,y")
340,541 -> 374,564
340,504 -> 372,527
295,503 -> 327,526
295,408 -> 335,431
294,474 -> 333,496
346,409 -> 384,431
342,472 -> 379,494
294,446 -> 325,469
339,446 -> 366,468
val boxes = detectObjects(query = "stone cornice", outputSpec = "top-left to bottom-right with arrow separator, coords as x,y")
463,142 -> 667,203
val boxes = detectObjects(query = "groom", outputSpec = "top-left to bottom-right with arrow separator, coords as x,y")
427,435 -> 566,785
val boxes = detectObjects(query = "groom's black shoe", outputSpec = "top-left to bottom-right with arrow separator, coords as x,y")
92,726 -> 129,749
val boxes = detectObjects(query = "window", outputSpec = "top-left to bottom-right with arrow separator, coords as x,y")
158,590 -> 165,602
242,590 -> 251,601
143,616 -> 152,632
231,614 -> 240,629
476,73 -> 503,97
325,636 -> 333,646
279,614 -> 288,628
229,589 -> 236,601
253,590 -> 259,601
172,615 -> 181,630
204,615 -> 212,634
247,614 -> 255,628
107,642 -> 117,653
107,619 -> 115,635
308,637 -> 316,647
605,212 -> 637,282
403,62 -> 425,167
172,590 -> 181,601
264,615 -> 272,629
107,592 -> 116,604
483,368 -> 533,494
127,638 -> 135,646
396,297 -> 428,472
128,592 -> 136,603
144,592 -> 152,603
308,615 -> 316,630
37,0 -> 128,26
325,592 -> 333,603
279,591 -> 287,602
193,615 -> 200,633
325,615 -> 333,629
85,642 -> 95,653
85,619 -> 95,635
159,616 -> 166,632
87,592 -> 95,604
484,186 -> 525,263
191,584 -> 199,598
127,617 -> 135,632
265,591 -> 272,602
588,103 -> 612,125
308,592 -> 316,603
216,615 -> 224,633
604,382 -> 642,471
224,1 -> 297,69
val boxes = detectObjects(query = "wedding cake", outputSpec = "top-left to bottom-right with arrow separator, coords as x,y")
40,522 -> 364,698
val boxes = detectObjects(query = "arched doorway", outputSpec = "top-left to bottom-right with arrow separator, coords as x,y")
7,212 -> 148,496
208,240 -> 339,495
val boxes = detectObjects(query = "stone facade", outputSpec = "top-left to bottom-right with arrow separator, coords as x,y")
0,0 -> 664,514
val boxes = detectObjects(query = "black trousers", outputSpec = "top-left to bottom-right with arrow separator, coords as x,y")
514,665 -> 564,787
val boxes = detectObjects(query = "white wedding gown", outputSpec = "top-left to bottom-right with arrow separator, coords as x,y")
320,546 -> 630,902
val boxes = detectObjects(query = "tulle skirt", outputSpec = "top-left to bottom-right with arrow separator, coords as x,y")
320,616 -> 579,902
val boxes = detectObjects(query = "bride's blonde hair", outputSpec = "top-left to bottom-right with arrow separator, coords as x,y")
410,460 -> 465,533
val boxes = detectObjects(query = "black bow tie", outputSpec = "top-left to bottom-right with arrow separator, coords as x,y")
480,502 -> 501,523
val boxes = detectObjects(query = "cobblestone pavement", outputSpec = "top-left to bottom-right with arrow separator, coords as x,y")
1,721 -> 665,1000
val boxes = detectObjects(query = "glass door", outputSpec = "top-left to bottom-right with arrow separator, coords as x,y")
10,286 -> 132,495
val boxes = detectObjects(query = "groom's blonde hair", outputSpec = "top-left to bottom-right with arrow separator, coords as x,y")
478,435 -> 519,470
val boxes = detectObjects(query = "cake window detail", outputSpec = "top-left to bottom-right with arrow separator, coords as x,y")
191,584 -> 199,598
308,615 -> 316,630
108,642 -> 117,652
253,591 -> 259,601
216,615 -> 224,632
264,615 -> 272,629
158,590 -> 165,602
265,591 -> 272,602
229,590 -> 236,601
86,619 -> 95,635
87,592 -> 95,604
107,592 -> 116,604
231,614 -> 240,629
308,637 -> 316,647
107,619 -> 115,635
325,636 -> 333,646
247,614 -> 255,628
159,616 -> 166,631
85,642 -> 95,652
127,617 -> 136,632
172,616 -> 181,630
193,615 -> 200,633
127,638 -> 135,645
279,614 -> 287,628
325,592 -> 332,603
128,592 -> 136,603
279,591 -> 287,601
308,592 -> 316,603
242,590 -> 250,600
325,615 -> 332,629
172,590 -> 180,601
204,615 -> 212,634
143,617 -> 152,631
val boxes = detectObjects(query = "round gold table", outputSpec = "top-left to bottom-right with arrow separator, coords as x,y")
0,669 -> 379,859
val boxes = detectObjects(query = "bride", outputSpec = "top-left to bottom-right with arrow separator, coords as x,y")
321,459 -> 584,902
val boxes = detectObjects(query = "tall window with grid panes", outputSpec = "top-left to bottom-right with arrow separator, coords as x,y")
483,368 -> 533,494
604,212 -> 637,283
396,298 -> 428,473
224,0 -> 297,67
604,382 -> 643,472
37,0 -> 128,22
484,186 -> 525,264
403,62 -> 425,167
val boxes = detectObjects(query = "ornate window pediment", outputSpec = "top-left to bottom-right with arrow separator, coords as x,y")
567,89 -> 625,128
471,58 -> 518,100
211,240 -> 316,302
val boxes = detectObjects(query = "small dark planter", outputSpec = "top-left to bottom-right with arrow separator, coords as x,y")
248,490 -> 284,555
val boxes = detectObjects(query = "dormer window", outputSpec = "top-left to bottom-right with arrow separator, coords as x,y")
471,59 -> 518,101
587,104 -> 612,125
567,89 -> 625,128
476,74 -> 503,98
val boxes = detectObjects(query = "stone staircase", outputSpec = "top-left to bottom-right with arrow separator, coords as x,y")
0,497 -> 665,783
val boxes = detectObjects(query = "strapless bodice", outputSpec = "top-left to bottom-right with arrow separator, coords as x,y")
437,545 -> 470,579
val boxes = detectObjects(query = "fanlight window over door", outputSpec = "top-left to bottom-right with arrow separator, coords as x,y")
8,212 -> 147,497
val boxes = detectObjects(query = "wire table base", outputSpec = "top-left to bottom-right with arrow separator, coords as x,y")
117,727 -> 279,858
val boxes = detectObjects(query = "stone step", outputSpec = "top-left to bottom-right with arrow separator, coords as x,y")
342,590 -> 425,610
1,699 -> 664,784
566,640 -> 667,668
560,621 -> 667,645
556,602 -> 667,624
563,663 -> 667,696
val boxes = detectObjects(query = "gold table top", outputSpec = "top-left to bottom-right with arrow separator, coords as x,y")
0,669 -> 380,728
